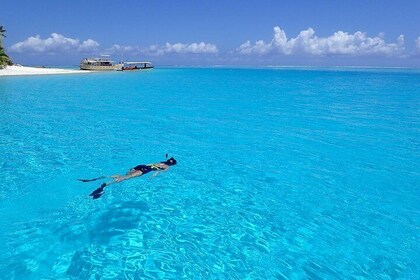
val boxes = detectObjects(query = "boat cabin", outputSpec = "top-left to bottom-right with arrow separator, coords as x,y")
122,62 -> 154,70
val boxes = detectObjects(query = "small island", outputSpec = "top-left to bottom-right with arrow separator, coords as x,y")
0,25 -> 88,76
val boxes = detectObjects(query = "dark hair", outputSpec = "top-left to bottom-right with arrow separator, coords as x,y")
163,157 -> 177,166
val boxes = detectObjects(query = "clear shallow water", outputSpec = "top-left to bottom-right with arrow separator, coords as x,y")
0,68 -> 419,279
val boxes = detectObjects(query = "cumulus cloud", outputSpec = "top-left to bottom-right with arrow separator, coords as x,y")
238,26 -> 405,56
104,44 -> 142,57
106,42 -> 218,56
10,33 -> 99,54
159,42 -> 218,54
10,33 -> 218,57
107,44 -> 139,53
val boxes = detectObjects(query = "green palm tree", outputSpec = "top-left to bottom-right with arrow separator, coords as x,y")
0,53 -> 10,68
0,25 -> 6,47
0,26 -> 12,67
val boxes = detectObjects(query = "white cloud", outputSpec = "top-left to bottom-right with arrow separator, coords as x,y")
106,42 -> 218,56
78,39 -> 100,52
107,44 -> 139,53
10,33 -> 99,54
10,33 -> 218,57
104,44 -> 142,58
238,26 -> 405,56
160,42 -> 218,54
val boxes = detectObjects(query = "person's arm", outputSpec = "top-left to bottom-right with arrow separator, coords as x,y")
152,166 -> 169,177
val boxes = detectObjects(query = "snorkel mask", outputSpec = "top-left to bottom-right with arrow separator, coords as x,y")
165,157 -> 177,166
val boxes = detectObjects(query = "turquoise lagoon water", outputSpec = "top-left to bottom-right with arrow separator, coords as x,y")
0,68 -> 419,279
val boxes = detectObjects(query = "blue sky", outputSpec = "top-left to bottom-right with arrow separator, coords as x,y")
1,0 -> 420,66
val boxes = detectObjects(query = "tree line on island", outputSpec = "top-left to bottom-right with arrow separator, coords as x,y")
0,25 -> 12,68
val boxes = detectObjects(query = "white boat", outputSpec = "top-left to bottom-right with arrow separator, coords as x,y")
80,56 -> 123,71
122,61 -> 154,71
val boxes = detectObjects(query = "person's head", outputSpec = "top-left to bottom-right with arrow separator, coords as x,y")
164,157 -> 177,166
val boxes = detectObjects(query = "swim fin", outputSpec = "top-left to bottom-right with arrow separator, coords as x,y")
89,183 -> 106,199
78,176 -> 106,183
91,192 -> 104,200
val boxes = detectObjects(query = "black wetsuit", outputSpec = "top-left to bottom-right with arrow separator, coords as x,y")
133,164 -> 165,174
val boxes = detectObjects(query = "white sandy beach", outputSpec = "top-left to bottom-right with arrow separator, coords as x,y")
0,65 -> 90,76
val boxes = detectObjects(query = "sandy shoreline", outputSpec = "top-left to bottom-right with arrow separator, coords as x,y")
0,65 -> 91,76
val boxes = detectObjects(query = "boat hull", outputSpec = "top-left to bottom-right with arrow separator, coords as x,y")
122,66 -> 154,71
80,63 -> 123,71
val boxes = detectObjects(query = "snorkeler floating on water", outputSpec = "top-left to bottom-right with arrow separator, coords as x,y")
78,156 -> 177,199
